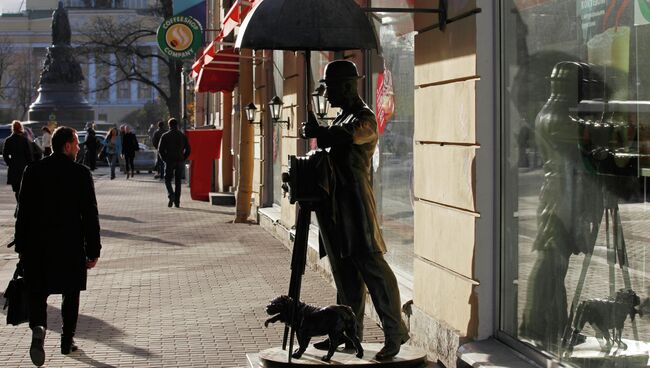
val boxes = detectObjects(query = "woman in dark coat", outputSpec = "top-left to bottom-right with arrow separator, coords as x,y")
121,125 -> 139,179
2,120 -> 33,200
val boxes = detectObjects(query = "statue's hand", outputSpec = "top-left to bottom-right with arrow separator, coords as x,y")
301,121 -> 320,139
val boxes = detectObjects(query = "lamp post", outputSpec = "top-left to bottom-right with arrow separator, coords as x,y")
180,66 -> 187,132
181,65 -> 193,132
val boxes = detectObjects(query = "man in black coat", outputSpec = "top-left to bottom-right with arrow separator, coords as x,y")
2,120 -> 33,201
83,123 -> 97,171
14,126 -> 101,366
158,118 -> 190,208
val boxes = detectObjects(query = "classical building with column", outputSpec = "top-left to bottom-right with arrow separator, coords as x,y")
0,0 -> 161,125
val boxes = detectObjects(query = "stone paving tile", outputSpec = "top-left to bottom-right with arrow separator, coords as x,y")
0,164 -> 383,367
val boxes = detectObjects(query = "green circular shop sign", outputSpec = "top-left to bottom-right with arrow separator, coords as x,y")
157,15 -> 203,59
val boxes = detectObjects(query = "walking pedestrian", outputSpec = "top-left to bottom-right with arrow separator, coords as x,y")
152,120 -> 166,180
300,60 -> 409,360
147,122 -> 156,144
41,126 -> 52,157
122,125 -> 139,179
102,128 -> 122,180
84,123 -> 97,171
158,118 -> 190,207
14,126 -> 101,367
2,121 -> 33,201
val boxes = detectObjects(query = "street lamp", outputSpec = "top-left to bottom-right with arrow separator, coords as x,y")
269,95 -> 290,127
245,102 -> 261,124
311,84 -> 330,119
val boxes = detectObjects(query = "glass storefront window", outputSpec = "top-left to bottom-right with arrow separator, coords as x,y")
501,0 -> 650,365
371,6 -> 415,282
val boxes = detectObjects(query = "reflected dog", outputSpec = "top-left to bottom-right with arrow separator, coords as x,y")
264,295 -> 363,361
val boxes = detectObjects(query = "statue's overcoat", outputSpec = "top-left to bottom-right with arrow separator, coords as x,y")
314,102 -> 385,258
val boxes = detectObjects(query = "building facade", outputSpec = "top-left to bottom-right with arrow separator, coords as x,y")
0,0 -> 162,126
196,1 -> 650,367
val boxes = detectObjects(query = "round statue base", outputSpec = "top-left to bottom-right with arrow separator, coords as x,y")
566,336 -> 650,367
259,343 -> 427,367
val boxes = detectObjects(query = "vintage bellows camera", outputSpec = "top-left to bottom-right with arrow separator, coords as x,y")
574,100 -> 650,177
281,150 -> 330,204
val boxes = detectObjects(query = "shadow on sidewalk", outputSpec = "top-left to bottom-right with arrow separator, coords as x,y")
68,349 -> 118,368
175,207 -> 234,216
0,305 -> 156,363
47,305 -> 156,359
99,214 -> 145,223
100,229 -> 186,247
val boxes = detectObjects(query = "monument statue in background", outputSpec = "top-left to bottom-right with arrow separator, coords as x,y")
29,1 -> 94,130
52,2 -> 71,46
39,1 -> 84,85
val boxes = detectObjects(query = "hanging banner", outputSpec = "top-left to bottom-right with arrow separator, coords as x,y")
173,0 -> 206,29
375,62 -> 394,135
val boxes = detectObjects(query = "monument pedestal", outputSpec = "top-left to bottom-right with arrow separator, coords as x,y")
253,343 -> 427,368
29,82 -> 94,131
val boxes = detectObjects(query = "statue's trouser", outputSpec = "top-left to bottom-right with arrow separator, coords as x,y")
520,246 -> 571,350
316,211 -> 409,344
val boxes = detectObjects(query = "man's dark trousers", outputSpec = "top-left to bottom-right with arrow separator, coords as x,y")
164,161 -> 184,204
29,290 -> 80,338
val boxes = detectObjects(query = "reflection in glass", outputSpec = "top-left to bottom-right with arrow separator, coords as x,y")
502,1 -> 650,366
373,20 -> 415,282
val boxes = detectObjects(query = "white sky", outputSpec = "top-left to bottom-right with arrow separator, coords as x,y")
1,0 -> 25,13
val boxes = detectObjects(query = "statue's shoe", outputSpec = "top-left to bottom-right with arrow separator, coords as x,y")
375,335 -> 409,361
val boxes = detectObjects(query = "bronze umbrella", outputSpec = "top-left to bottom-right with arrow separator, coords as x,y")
235,0 -> 379,109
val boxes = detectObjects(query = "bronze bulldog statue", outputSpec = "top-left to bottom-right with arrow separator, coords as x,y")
264,295 -> 363,361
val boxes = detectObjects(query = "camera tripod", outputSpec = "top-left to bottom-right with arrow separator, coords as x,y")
281,201 -> 314,363
561,197 -> 639,355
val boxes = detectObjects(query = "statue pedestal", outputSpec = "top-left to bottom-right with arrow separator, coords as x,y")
254,343 -> 427,367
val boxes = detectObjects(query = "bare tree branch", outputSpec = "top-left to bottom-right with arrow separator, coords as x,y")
77,7 -> 182,118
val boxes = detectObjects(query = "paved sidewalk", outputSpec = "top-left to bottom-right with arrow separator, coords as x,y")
0,165 -> 383,367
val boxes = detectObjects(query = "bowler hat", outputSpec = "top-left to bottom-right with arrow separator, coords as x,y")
319,60 -> 364,83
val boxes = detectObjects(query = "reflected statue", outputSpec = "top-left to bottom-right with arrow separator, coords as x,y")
52,1 -> 71,46
519,62 -> 607,350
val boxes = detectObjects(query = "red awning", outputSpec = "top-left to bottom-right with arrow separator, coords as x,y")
190,0 -> 255,90
221,0 -> 255,38
195,48 -> 239,93
192,0 -> 255,76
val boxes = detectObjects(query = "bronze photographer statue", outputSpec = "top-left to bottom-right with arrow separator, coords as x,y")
300,60 -> 409,360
